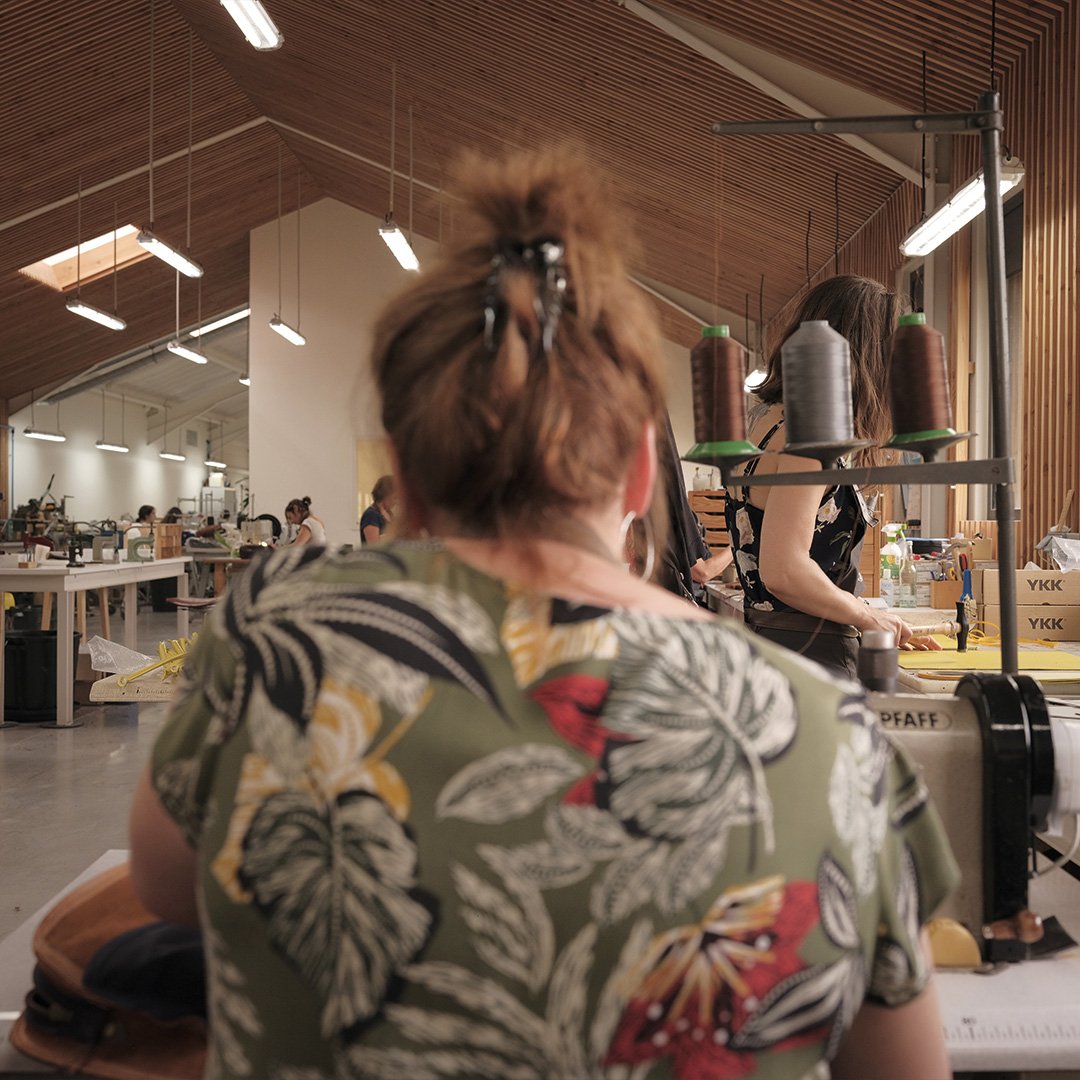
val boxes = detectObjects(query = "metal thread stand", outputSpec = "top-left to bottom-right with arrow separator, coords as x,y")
711,90 -> 1019,674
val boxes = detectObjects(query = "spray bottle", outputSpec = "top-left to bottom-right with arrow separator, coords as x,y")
879,524 -> 903,607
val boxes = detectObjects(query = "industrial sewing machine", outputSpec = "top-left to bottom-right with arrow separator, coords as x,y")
876,673 -> 1080,964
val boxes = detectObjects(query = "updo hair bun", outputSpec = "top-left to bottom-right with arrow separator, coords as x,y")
371,143 -> 668,542
302,496 -> 311,508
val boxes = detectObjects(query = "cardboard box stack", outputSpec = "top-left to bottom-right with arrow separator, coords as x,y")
979,569 -> 1080,641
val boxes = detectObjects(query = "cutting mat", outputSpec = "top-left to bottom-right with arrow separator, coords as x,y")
898,636 -> 1080,672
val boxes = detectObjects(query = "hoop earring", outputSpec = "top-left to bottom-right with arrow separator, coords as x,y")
619,511 -> 656,581
637,513 -> 656,582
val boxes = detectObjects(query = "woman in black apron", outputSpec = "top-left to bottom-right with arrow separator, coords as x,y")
725,276 -> 939,679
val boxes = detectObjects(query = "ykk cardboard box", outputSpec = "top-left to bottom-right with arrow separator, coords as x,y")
982,605 -> 1080,641
980,569 -> 1080,606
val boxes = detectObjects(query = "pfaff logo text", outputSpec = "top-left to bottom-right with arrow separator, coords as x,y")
1028,617 -> 1065,630
1026,579 -> 1064,592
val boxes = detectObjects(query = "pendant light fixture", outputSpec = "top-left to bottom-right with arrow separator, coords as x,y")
24,395 -> 67,442
137,2 -> 203,278
65,180 -> 127,331
220,0 -> 283,51
900,161 -> 1023,257
96,389 -> 131,453
190,307 -> 249,337
158,402 -> 187,461
269,145 -> 306,345
205,419 -> 227,469
167,35 -> 209,362
379,65 -> 420,272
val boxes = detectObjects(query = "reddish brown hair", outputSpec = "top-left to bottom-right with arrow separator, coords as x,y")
370,145 -> 668,545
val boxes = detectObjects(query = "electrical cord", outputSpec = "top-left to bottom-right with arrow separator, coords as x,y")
1034,813 -> 1080,878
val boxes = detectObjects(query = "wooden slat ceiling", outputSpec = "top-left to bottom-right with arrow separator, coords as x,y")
0,0 -> 1068,403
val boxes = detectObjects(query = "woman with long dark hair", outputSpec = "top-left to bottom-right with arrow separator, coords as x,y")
726,275 -> 939,678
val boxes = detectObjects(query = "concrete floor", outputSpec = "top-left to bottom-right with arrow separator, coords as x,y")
0,610 -> 206,942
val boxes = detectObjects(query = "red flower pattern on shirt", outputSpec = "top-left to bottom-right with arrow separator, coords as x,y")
605,876 -> 820,1078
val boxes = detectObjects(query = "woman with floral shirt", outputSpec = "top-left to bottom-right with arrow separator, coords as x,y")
130,149 -> 957,1079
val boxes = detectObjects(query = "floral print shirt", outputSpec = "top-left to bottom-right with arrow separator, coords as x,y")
725,419 -> 871,615
152,541 -> 957,1079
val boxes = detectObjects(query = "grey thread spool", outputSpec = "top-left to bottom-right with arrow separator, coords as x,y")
781,320 -> 854,447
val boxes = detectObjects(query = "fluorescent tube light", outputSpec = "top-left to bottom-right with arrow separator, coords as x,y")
220,0 -> 283,50
204,458 -> 228,469
65,297 -> 127,331
45,226 -> 139,267
159,450 -> 187,462
269,316 -> 306,346
239,375 -> 251,386
379,225 -> 420,271
96,440 -> 131,453
189,307 -> 250,336
167,339 -> 209,365
24,428 -> 67,442
901,162 -> 1024,257
136,230 -> 203,278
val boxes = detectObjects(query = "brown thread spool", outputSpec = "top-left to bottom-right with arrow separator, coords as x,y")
690,325 -> 748,447
888,313 -> 954,437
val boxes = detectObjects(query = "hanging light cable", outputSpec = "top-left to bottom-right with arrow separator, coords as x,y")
24,393 -> 67,442
137,1 -> 203,278
159,401 -> 186,461
205,418 -> 227,469
97,388 -> 130,453
65,176 -> 127,330
269,143 -> 305,345
379,64 -> 420,271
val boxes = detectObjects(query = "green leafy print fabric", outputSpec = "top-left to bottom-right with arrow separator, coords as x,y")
152,541 -> 957,1079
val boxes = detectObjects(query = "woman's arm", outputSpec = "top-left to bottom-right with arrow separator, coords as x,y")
293,523 -> 313,546
129,765 -> 199,927
831,935 -> 950,1079
362,523 -> 382,544
757,452 -> 913,646
691,547 -> 733,584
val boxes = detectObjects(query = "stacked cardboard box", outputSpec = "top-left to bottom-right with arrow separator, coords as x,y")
980,569 -> 1080,641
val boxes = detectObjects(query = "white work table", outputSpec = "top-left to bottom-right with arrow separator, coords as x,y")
0,558 -> 190,727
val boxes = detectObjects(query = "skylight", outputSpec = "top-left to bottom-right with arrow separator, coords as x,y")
19,226 -> 149,291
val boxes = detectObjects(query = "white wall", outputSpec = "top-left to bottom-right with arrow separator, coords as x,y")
248,198 -> 713,544
10,395 -> 213,523
249,199 -> 433,544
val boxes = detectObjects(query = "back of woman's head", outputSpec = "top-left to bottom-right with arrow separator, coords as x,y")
285,496 -> 311,518
757,274 -> 908,446
370,145 -> 667,538
372,475 -> 396,506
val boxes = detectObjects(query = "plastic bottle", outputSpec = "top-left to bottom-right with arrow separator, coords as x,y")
879,525 -> 903,607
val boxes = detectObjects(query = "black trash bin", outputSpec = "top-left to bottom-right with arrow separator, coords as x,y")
4,629 -> 82,722
150,577 -> 175,612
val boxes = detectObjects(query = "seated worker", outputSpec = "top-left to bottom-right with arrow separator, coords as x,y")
726,276 -> 939,679
360,475 -> 396,544
130,146 -> 957,1080
284,496 -> 327,545
658,414 -> 732,605
125,505 -> 156,539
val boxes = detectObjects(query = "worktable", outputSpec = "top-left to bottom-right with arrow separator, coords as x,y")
0,558 -> 190,727
705,584 -> 1080,697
